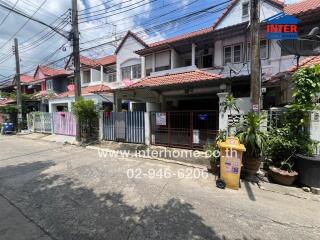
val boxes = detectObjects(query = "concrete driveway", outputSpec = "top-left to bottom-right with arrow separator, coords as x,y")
0,135 -> 319,240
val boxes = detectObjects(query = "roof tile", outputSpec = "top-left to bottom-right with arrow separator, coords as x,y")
284,0 -> 320,16
126,70 -> 221,89
288,55 -> 320,72
56,84 -> 111,98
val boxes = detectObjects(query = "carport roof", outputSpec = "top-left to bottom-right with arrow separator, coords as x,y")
122,70 -> 222,90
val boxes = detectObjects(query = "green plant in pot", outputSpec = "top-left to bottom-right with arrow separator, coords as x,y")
220,94 -> 239,136
266,126 -> 299,185
237,112 -> 267,176
204,131 -> 226,174
72,97 -> 98,143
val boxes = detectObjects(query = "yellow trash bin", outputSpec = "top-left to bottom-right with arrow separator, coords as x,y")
219,137 -> 246,190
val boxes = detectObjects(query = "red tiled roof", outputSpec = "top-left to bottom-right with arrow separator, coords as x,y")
125,70 -> 222,89
284,0 -> 320,16
288,55 -> 320,72
20,75 -> 34,84
80,56 -> 97,67
138,0 -> 284,51
148,28 -> 213,48
37,65 -> 66,77
95,55 -> 116,66
212,0 -> 284,29
56,84 -> 111,98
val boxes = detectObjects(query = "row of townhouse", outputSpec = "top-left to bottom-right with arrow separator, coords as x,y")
1,0 -> 319,147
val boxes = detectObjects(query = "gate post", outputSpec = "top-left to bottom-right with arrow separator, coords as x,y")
144,112 -> 150,145
99,111 -> 104,140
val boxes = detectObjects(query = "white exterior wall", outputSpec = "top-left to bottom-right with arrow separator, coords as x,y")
212,34 -> 298,79
116,35 -> 145,86
48,94 -> 113,113
216,0 -> 282,30
218,92 -> 251,131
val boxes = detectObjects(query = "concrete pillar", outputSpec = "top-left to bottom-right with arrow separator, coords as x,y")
159,95 -> 166,111
100,65 -> 104,83
99,111 -> 104,140
192,43 -> 196,67
170,49 -> 175,69
67,101 -> 72,112
152,53 -> 156,72
141,56 -> 146,78
113,93 -> 122,112
217,92 -> 228,131
144,112 -> 151,145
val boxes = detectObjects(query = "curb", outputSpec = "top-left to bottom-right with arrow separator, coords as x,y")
86,146 -> 208,171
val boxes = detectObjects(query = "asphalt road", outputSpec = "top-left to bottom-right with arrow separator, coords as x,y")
0,135 -> 319,240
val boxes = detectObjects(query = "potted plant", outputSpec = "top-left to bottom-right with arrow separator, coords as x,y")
72,97 -> 99,143
266,127 -> 299,185
204,131 -> 226,175
237,112 -> 267,176
286,65 -> 320,187
220,93 -> 239,136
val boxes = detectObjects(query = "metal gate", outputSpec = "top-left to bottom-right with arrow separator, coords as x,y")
150,111 -> 219,149
103,112 -> 145,144
28,112 -> 53,133
53,112 -> 76,136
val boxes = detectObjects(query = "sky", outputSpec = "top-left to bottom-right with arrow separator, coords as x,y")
0,0 -> 301,81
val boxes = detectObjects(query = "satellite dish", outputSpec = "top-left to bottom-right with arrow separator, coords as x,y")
226,63 -> 244,75
278,39 -> 320,56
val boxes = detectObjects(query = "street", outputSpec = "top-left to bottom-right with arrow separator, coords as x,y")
0,135 -> 319,240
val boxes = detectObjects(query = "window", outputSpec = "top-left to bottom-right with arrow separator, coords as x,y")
247,40 -> 269,61
121,66 -> 131,80
242,2 -> 249,17
108,73 -> 116,82
121,64 -> 141,80
132,64 -> 141,79
155,51 -> 170,72
223,44 -> 242,65
260,40 -> 268,59
224,47 -> 232,64
46,79 -> 53,91
82,70 -> 90,84
202,55 -> 213,68
233,45 -> 241,63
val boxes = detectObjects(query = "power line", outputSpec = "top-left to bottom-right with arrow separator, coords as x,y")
0,0 -> 48,50
0,0 -> 20,28
79,0 -> 159,24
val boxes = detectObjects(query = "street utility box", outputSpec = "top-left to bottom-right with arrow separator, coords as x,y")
1,122 -> 14,134
219,137 -> 246,190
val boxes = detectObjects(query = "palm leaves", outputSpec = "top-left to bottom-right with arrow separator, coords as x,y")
237,112 -> 267,157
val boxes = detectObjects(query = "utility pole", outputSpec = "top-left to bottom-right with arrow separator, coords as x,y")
250,0 -> 261,112
14,38 -> 22,132
72,0 -> 82,142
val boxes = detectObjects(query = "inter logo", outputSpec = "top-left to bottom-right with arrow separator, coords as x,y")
265,13 -> 300,40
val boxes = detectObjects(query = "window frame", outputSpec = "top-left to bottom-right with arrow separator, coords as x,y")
46,79 -> 53,91
242,2 -> 249,17
121,64 -> 142,80
223,43 -> 243,65
82,70 -> 91,84
247,40 -> 269,61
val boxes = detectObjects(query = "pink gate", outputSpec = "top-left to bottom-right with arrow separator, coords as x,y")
53,112 -> 76,136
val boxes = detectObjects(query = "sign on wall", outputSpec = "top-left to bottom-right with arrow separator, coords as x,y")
265,13 -> 299,40
156,112 -> 166,126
